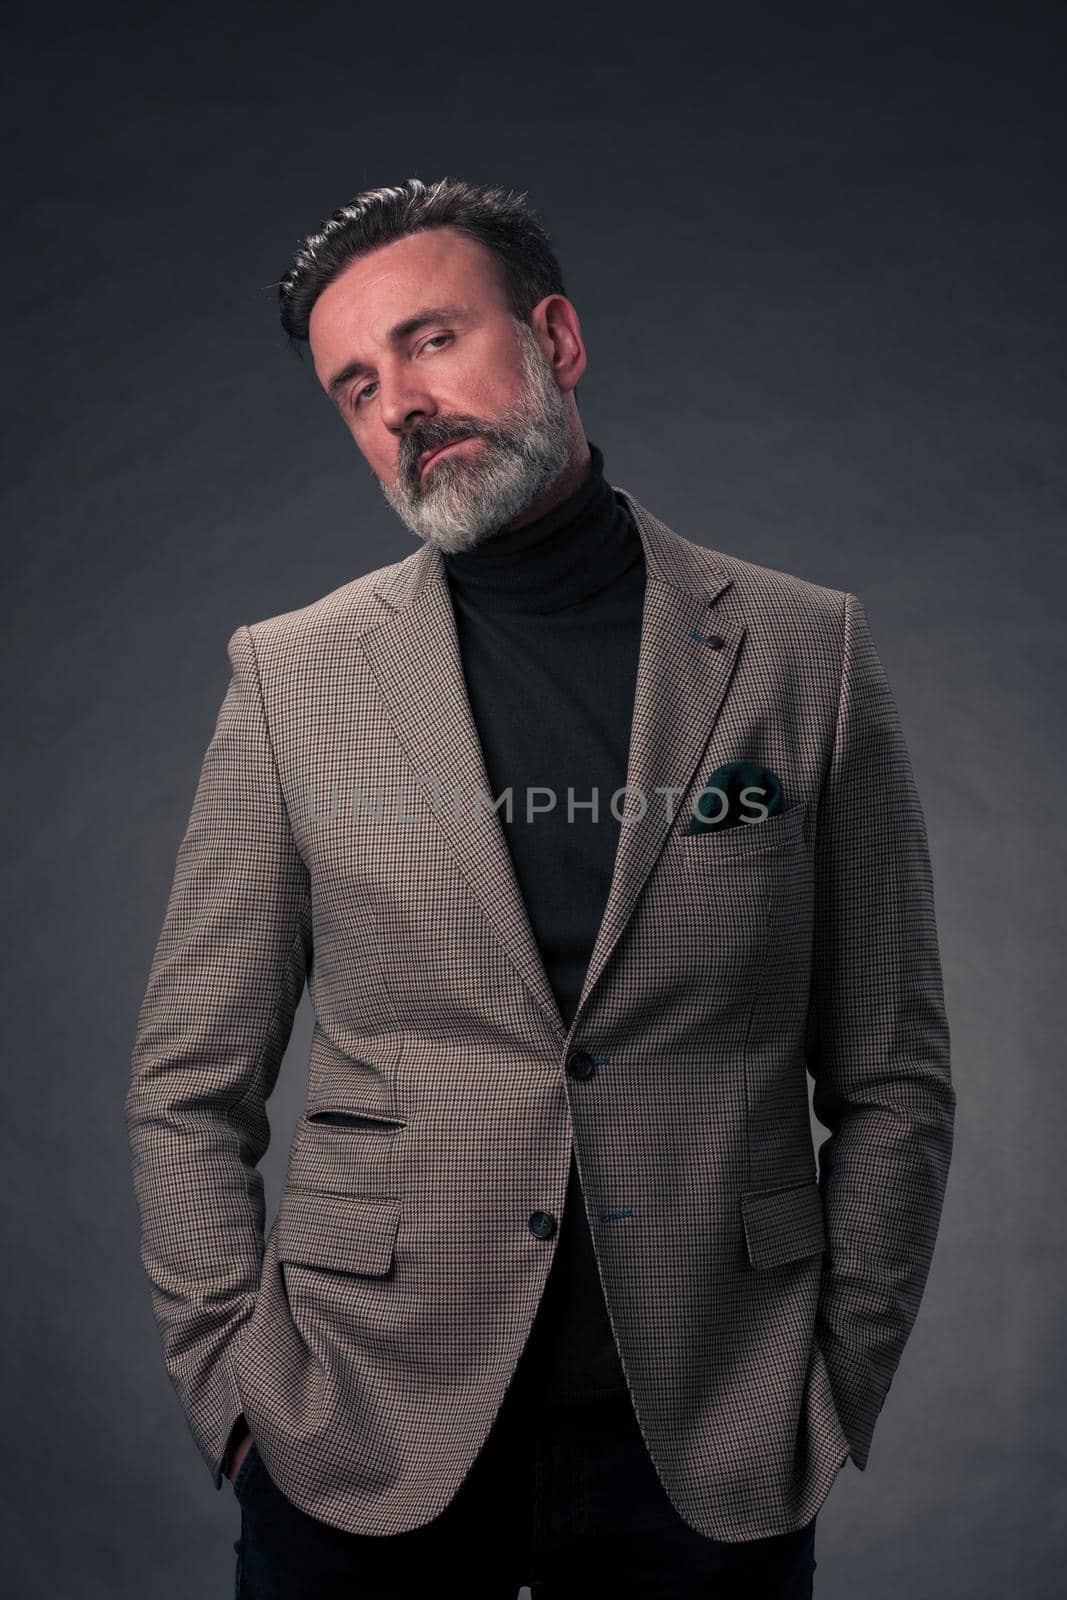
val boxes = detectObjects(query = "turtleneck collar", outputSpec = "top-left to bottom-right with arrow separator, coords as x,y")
441,440 -> 642,614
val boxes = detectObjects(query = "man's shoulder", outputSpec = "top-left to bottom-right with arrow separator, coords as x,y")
231,512 -> 853,659
638,508 -> 850,637
706,544 -> 850,625
619,488 -> 851,630
238,547 -> 420,654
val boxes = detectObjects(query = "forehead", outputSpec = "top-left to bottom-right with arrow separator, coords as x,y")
309,226 -> 506,377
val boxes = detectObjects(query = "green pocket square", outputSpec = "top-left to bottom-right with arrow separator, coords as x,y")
684,760 -> 785,835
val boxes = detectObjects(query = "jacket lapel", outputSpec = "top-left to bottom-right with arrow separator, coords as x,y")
359,487 -> 745,1040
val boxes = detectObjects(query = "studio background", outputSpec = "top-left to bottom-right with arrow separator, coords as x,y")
3,2 -> 1063,1596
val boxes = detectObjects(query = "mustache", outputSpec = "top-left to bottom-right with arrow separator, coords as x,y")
405,422 -> 519,476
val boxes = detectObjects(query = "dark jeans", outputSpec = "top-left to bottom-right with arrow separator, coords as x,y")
231,1378 -> 817,1598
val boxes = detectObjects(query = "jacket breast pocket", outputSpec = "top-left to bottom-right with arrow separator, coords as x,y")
638,801 -> 810,1039
677,798 -> 809,859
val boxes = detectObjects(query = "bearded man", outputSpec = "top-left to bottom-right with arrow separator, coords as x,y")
127,175 -> 955,1598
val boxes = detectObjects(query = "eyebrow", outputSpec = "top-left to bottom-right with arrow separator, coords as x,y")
325,304 -> 472,402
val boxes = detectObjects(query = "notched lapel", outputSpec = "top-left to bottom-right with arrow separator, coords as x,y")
359,554 -> 568,1035
574,491 -> 747,1016
358,488 -> 749,1040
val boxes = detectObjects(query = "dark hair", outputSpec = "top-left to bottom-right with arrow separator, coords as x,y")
278,175 -> 567,349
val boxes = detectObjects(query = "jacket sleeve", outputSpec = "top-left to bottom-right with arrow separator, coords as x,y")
125,624 -> 312,1490
807,591 -> 955,1471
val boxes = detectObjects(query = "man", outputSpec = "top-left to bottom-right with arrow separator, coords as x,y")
127,176 -> 955,1596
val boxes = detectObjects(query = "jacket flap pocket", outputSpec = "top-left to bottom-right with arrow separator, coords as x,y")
276,1190 -> 400,1276
741,1181 -> 826,1269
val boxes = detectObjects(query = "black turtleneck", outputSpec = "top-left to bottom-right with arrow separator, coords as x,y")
443,440 -> 646,1405
443,440 -> 638,612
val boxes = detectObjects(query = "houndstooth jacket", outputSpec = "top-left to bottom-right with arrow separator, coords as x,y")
125,486 -> 955,1543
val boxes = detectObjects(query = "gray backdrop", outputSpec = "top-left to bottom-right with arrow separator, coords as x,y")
4,1 -> 1064,1595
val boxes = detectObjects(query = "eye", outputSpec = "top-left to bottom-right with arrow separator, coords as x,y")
350,334 -> 453,411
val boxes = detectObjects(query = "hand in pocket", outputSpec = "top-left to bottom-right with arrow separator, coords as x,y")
226,1424 -> 255,1483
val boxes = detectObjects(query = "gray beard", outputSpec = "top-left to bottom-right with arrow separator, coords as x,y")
377,319 -> 576,555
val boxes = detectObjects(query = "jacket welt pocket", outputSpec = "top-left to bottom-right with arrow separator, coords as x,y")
304,1110 -> 407,1131
679,799 -> 808,858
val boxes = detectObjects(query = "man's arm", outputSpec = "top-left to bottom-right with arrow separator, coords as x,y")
806,591 -> 955,1470
126,624 -> 311,1490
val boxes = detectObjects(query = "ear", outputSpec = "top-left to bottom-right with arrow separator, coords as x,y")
530,295 -> 587,395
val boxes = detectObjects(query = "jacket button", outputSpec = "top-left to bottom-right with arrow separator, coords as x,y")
566,1049 -> 597,1080
528,1211 -> 557,1239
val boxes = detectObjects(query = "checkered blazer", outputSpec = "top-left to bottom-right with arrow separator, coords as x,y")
126,487 -> 955,1543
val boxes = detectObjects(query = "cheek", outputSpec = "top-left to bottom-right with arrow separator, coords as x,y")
451,349 -> 520,416
348,426 -> 396,482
